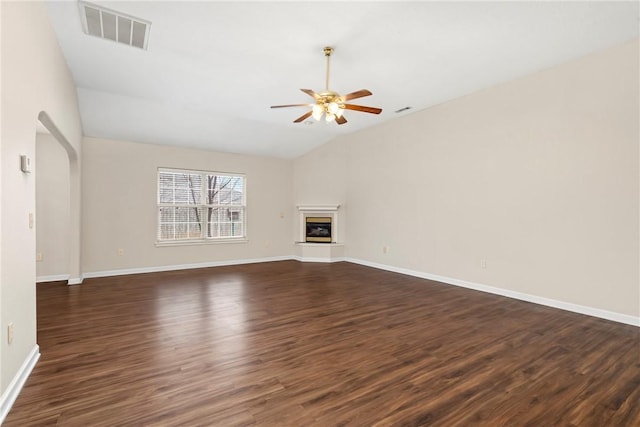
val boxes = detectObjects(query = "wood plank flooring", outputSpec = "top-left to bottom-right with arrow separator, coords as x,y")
5,260 -> 639,426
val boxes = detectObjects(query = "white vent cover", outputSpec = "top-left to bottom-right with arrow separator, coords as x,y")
79,1 -> 151,50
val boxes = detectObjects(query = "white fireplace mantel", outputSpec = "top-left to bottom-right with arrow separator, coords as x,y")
297,204 -> 340,244
297,204 -> 340,212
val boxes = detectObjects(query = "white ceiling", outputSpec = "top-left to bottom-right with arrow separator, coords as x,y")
45,1 -> 639,159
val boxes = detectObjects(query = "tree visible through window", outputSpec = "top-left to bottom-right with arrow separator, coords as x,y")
158,168 -> 245,242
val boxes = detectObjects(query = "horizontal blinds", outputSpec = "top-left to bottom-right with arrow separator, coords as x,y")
158,169 -> 245,241
158,171 -> 202,204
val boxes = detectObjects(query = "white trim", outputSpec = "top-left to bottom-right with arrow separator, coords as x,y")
155,238 -> 248,247
0,345 -> 40,424
294,242 -> 345,247
158,167 -> 246,178
297,204 -> 340,211
35,275 -> 84,285
82,256 -> 293,279
67,276 -> 84,285
344,258 -> 640,327
61,256 -> 639,326
292,256 -> 346,263
36,274 -> 69,283
293,242 -> 345,263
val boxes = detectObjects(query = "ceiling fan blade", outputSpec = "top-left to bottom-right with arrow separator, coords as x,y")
341,89 -> 372,101
335,115 -> 347,125
344,104 -> 382,114
300,89 -> 321,100
271,104 -> 312,109
293,111 -> 313,123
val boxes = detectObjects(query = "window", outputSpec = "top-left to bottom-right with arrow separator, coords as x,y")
157,168 -> 246,243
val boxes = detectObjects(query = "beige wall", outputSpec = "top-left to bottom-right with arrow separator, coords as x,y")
1,1 -> 82,393
36,133 -> 71,280
292,140 -> 349,243
295,39 -> 639,319
82,138 -> 293,274
0,0 -> 3,389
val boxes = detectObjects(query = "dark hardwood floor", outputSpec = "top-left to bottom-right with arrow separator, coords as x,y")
5,261 -> 639,426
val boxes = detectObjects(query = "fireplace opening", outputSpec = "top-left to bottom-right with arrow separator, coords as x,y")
306,217 -> 332,243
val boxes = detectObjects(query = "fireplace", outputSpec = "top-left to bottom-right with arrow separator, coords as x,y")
305,217 -> 332,243
297,205 -> 339,244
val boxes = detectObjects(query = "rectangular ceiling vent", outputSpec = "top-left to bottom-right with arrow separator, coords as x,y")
78,1 -> 151,50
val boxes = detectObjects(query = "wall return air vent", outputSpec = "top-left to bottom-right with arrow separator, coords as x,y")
79,1 -> 151,50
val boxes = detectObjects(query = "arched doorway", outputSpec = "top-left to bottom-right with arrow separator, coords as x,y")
36,112 -> 82,285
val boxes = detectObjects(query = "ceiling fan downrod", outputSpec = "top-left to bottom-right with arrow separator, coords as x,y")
324,46 -> 333,92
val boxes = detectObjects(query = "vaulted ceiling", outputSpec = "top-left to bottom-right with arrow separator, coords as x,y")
46,1 -> 639,159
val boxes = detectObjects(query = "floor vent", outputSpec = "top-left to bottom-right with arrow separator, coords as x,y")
79,1 -> 151,50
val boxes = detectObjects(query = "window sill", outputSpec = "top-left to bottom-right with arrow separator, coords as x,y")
155,238 -> 248,247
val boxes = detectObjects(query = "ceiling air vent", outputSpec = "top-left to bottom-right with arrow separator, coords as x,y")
79,1 -> 151,50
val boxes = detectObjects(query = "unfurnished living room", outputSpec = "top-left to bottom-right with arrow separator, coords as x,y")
1,1 -> 639,425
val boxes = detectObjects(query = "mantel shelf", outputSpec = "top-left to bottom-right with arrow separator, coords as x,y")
297,205 -> 340,212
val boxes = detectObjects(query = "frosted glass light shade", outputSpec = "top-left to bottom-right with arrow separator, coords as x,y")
312,104 -> 324,120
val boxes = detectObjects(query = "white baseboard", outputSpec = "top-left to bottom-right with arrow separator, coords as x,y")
36,274 -> 69,283
0,345 -> 40,424
344,258 -> 640,327
36,275 -> 83,285
46,255 -> 639,327
292,256 -> 346,263
44,255 -> 339,282
82,256 -> 294,279
67,276 -> 84,285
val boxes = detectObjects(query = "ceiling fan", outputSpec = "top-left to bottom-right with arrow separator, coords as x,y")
270,47 -> 382,125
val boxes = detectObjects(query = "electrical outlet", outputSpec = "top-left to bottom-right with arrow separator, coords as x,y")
8,322 -> 14,345
383,246 -> 390,254
117,248 -> 124,256
480,259 -> 487,269
29,212 -> 34,229
36,252 -> 43,262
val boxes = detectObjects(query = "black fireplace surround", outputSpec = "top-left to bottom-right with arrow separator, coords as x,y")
305,217 -> 332,243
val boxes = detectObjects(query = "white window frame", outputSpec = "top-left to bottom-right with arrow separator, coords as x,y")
156,167 -> 247,246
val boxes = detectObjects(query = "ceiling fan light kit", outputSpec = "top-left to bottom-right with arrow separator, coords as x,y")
271,46 -> 382,125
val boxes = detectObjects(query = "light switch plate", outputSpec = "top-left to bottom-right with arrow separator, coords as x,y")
20,155 -> 31,173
